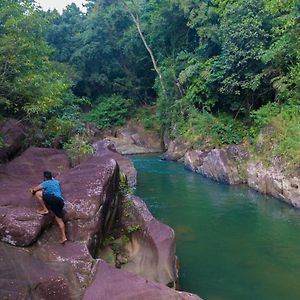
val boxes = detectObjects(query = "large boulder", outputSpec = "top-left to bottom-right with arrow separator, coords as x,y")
0,119 -> 26,163
83,260 -> 202,300
184,145 -> 249,184
58,151 -> 119,250
0,140 -> 201,299
162,138 -> 192,161
247,161 -> 300,207
101,120 -> 162,155
94,140 -> 137,187
120,195 -> 177,287
0,242 -> 74,300
0,147 -> 69,246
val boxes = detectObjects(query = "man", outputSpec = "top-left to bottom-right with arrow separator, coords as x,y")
30,171 -> 67,244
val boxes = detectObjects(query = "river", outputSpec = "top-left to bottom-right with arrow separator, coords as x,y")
130,155 -> 300,300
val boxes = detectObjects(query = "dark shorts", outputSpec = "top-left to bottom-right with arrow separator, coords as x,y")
43,193 -> 64,218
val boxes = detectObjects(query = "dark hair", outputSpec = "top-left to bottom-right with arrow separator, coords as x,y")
43,171 -> 53,180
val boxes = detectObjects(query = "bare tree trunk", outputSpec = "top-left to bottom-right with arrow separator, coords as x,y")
121,1 -> 167,99
121,1 -> 168,150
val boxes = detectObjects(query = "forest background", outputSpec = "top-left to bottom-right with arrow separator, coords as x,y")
0,0 -> 299,168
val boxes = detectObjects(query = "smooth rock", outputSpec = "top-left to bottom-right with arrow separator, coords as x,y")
0,242 -> 74,300
58,151 -> 119,249
94,140 -> 137,186
83,260 -> 202,300
121,195 -> 177,287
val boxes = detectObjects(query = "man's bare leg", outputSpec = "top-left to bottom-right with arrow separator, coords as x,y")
34,191 -> 49,215
55,216 -> 67,244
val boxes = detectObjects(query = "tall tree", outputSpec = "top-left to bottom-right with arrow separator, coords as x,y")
0,0 -> 70,118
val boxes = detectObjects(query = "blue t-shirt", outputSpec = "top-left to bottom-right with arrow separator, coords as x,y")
41,179 -> 64,200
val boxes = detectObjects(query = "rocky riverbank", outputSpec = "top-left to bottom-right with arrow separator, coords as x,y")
162,137 -> 300,208
92,120 -> 162,155
0,139 -> 200,300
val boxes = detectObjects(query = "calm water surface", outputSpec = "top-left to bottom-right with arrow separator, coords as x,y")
130,155 -> 300,300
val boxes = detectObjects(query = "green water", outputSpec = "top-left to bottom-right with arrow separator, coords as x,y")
130,155 -> 300,300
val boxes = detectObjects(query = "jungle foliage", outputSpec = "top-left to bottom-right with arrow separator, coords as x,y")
0,0 -> 299,162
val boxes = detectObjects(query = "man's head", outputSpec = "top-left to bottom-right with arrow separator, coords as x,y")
43,171 -> 53,181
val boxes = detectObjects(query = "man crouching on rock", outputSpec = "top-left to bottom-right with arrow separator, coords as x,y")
30,171 -> 67,244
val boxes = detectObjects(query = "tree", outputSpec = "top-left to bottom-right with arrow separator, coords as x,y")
0,0 -> 70,118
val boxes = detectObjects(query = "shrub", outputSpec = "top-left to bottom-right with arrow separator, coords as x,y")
211,115 -> 246,145
174,108 -> 246,146
42,116 -> 81,148
0,134 -> 4,148
85,95 -> 134,129
134,106 -> 159,130
251,102 -> 281,129
250,102 -> 300,168
63,133 -> 94,166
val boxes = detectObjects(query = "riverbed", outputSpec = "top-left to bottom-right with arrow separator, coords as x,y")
130,155 -> 300,300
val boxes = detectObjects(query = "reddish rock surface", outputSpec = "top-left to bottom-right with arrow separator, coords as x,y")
0,119 -> 27,163
0,147 -> 69,246
83,260 -> 202,300
0,242 -> 74,300
93,140 -> 137,187
59,150 -> 119,247
0,140 -> 201,299
121,195 -> 177,287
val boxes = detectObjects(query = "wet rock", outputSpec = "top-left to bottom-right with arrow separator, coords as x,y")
184,145 -> 248,184
0,147 -> 69,246
247,161 -> 300,207
83,260 -> 202,300
0,119 -> 26,162
162,138 -> 192,161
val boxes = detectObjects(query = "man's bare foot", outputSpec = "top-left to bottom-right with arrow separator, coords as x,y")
37,209 -> 49,215
60,238 -> 67,244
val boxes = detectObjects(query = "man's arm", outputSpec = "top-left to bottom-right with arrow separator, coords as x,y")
29,185 -> 44,195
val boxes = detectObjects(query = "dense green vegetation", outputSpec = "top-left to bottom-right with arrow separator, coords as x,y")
0,0 -> 299,165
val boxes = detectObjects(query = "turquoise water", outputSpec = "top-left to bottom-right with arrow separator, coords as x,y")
130,155 -> 300,300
